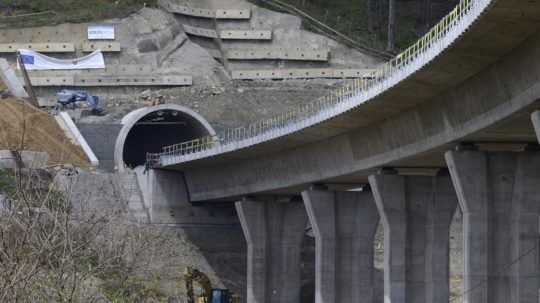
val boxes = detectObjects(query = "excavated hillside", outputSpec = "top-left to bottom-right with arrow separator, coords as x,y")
0,80 -> 89,167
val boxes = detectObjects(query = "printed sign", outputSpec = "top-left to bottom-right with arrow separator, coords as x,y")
88,24 -> 115,40
18,49 -> 106,70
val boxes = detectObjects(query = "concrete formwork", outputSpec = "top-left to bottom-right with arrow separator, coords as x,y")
235,197 -> 307,303
301,188 -> 379,303
445,150 -> 540,303
369,173 -> 457,303
77,123 -> 123,171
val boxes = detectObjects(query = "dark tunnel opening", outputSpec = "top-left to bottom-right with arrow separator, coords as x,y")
123,109 -> 211,168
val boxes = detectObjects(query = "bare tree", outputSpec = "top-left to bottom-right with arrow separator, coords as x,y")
387,0 -> 396,52
421,0 -> 432,32
0,168 -> 172,302
367,0 -> 374,34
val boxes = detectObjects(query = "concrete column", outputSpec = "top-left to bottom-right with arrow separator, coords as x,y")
235,197 -> 307,303
445,150 -> 540,303
425,173 -> 459,303
532,111 -> 540,143
301,189 -> 379,303
369,173 -> 457,303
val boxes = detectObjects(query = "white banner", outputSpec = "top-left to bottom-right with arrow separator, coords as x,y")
18,49 -> 105,71
88,24 -> 115,40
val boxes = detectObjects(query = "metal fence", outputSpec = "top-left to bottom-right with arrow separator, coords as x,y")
147,0 -> 477,167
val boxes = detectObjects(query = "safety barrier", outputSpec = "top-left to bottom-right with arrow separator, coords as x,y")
183,24 -> 272,40
231,68 -> 374,80
226,48 -> 329,61
147,0 -> 481,166
159,0 -> 251,19
0,43 -> 75,53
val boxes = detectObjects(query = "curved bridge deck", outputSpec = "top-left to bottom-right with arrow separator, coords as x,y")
153,0 -> 540,201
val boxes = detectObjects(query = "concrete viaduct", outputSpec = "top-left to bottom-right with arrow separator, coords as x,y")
143,0 -> 540,302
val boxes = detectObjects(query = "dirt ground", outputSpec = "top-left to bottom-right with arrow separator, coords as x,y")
0,87 -> 90,167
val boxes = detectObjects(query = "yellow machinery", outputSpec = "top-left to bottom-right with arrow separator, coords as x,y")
184,267 -> 241,303
185,267 -> 212,303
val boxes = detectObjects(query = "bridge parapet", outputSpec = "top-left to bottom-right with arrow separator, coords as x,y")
147,0 -> 490,168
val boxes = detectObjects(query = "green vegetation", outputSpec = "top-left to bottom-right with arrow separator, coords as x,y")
0,0 -> 157,28
0,169 -> 15,197
256,0 -> 457,52
0,169 -> 182,302
101,274 -> 169,303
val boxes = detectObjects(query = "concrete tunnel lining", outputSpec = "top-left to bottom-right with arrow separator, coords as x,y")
114,104 -> 216,171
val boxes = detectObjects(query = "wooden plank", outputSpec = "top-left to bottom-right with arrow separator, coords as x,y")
0,43 -> 75,53
160,0 -> 250,19
103,65 -> 154,74
21,75 -> 192,87
183,24 -> 218,39
73,75 -> 192,86
333,69 -> 374,78
25,76 -> 75,86
220,30 -> 272,40
215,9 -> 251,19
183,25 -> 272,41
166,2 -> 214,18
82,42 -> 121,52
231,68 -> 375,80
16,65 -> 154,77
226,48 -> 329,61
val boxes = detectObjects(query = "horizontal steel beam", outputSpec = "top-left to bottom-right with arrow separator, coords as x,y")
231,68 -> 375,79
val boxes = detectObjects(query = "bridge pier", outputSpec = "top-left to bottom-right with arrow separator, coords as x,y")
301,188 -> 379,303
368,172 -> 457,303
445,150 -> 540,303
532,111 -> 540,143
235,197 -> 307,303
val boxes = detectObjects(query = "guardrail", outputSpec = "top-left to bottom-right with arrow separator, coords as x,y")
147,0 -> 479,167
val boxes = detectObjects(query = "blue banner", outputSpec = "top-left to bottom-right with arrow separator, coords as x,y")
21,54 -> 34,65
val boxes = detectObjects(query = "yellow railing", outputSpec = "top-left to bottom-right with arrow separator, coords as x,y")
147,0 -> 476,166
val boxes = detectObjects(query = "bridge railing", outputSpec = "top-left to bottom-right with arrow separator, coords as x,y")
147,0 -> 475,166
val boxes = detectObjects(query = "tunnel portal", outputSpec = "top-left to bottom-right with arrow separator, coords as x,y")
115,105 -> 216,170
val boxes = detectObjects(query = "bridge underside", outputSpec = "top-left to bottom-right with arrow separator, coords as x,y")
178,28 -> 540,202
145,0 -> 540,302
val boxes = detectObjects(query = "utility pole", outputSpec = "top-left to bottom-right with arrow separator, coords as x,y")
16,51 -> 39,108
387,0 -> 396,52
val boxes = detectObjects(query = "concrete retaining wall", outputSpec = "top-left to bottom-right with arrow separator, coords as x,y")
55,112 -> 99,167
0,58 -> 28,98
0,150 -> 49,169
77,123 -> 123,171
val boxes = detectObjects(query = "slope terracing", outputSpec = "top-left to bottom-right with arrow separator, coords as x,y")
160,0 -> 382,80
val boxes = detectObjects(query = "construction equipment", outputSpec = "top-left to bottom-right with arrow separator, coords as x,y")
184,267 -> 241,303
56,89 -> 104,115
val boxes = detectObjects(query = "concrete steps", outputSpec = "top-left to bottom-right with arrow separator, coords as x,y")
115,170 -> 150,223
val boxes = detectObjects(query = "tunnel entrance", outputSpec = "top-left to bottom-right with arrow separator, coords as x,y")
119,107 -> 214,169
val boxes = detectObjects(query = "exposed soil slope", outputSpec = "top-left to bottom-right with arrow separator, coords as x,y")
0,84 -> 90,167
